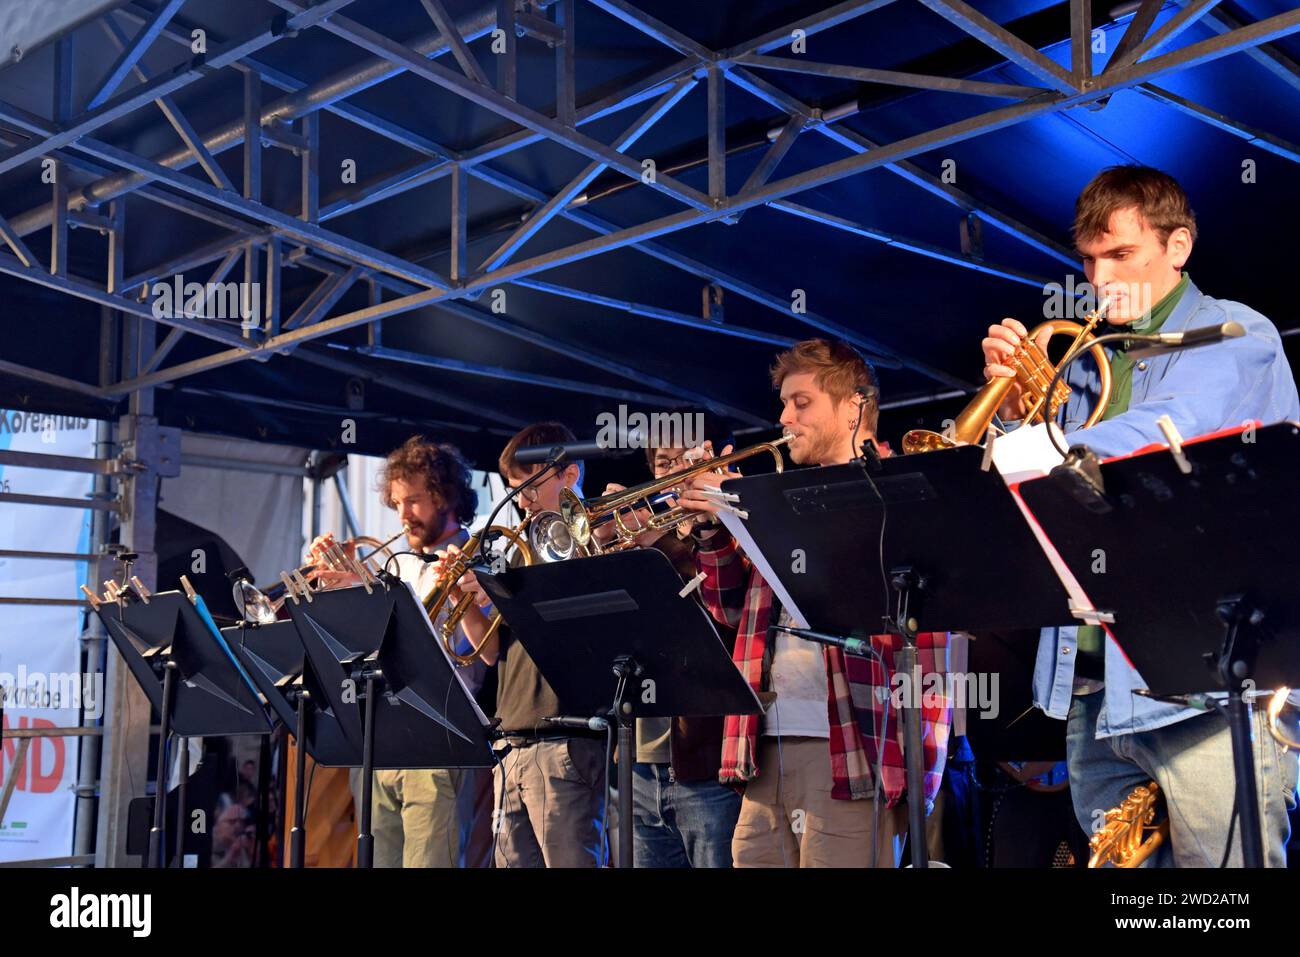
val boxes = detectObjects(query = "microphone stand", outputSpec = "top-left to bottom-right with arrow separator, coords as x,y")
481,446 -> 568,539
768,616 -> 937,869
1039,327 -> 1240,459
1035,323 -> 1267,864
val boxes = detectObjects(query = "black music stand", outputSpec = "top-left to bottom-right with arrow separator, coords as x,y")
284,579 -> 494,868
719,445 -> 1077,867
475,548 -> 762,869
1017,421 -> 1300,867
224,619 -> 355,868
96,588 -> 274,868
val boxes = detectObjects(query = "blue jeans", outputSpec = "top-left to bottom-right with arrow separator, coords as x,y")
632,762 -> 741,868
1066,690 -> 1298,867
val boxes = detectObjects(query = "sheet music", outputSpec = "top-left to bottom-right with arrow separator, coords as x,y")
989,421 -> 1064,484
715,509 -> 810,629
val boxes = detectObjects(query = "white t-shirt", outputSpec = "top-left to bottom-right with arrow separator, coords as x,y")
762,606 -> 830,738
392,546 -> 486,697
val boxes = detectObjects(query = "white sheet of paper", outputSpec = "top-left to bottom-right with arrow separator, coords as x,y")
715,508 -> 810,629
989,421 -> 1065,484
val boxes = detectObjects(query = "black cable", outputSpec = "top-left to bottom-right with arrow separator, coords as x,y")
383,550 -> 429,577
1200,697 -> 1242,868
483,449 -> 567,533
1037,331 -> 1173,458
850,389 -> 894,864
847,390 -> 891,637
1219,792 -> 1239,868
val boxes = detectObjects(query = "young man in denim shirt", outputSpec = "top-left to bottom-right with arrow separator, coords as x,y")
983,165 -> 1300,866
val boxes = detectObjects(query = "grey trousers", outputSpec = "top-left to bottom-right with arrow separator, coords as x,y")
1067,690 -> 1298,867
492,738 -> 607,868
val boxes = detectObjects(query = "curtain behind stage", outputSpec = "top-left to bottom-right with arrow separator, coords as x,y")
160,434 -> 307,591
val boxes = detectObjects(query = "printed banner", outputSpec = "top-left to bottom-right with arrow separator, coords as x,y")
0,410 -> 97,864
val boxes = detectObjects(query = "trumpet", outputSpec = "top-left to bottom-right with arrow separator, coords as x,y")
558,433 -> 793,555
1088,780 -> 1168,868
902,301 -> 1114,454
292,527 -> 408,590
235,527 -> 409,623
424,509 -> 574,666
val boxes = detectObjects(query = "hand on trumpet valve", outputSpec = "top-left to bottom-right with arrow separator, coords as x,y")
456,567 -> 491,609
982,319 -> 1053,421
429,543 -> 467,602
429,545 -> 490,608
595,483 -> 665,546
304,533 -> 362,589
675,443 -> 737,517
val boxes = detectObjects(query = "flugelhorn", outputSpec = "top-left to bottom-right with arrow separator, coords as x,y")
902,300 -> 1114,454
424,509 -> 573,666
558,433 -> 793,555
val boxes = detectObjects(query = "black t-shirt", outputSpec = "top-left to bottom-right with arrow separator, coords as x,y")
494,628 -> 563,734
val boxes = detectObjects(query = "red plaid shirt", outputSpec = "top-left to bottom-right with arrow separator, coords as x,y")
695,528 -> 951,807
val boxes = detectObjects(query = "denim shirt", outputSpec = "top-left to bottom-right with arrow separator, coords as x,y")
1030,280 -> 1300,736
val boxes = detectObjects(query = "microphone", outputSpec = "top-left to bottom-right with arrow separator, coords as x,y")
768,623 -> 879,661
544,715 -> 610,731
513,437 -> 641,464
1127,321 -> 1245,359
1157,320 -> 1245,347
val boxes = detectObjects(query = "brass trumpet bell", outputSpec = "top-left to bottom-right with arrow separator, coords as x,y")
1268,687 -> 1300,751
559,434 -> 793,555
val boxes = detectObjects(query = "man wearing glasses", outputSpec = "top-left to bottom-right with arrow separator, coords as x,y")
437,422 -> 608,867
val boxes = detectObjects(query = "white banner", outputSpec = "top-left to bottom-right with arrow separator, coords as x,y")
0,410 -> 97,864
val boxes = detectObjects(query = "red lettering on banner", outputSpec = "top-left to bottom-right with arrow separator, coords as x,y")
0,715 -> 65,794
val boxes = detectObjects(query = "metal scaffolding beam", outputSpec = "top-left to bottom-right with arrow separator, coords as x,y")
915,0 -> 1077,92
266,0 -> 716,213
733,53 -> 1046,98
341,344 -> 687,407
478,77 -> 697,273
0,0 -> 360,178
1105,0 -> 1223,74
86,0 -> 186,110
1138,83 -> 1300,163
1201,5 -> 1300,93
2,0 -> 1296,415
